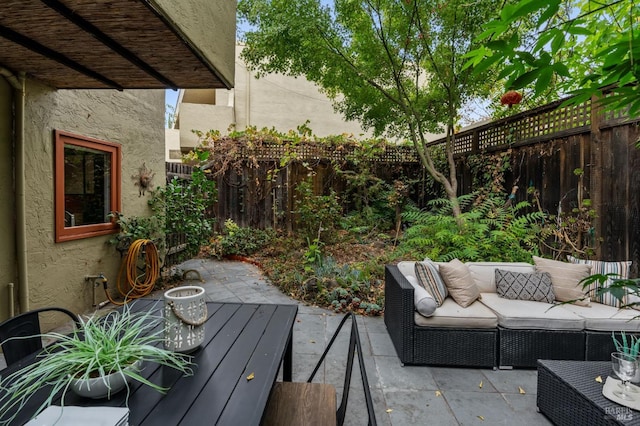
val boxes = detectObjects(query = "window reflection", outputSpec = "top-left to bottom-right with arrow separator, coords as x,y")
64,145 -> 112,227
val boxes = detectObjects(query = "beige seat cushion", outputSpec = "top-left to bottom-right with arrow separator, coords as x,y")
439,259 -> 480,308
561,303 -> 640,332
533,256 -> 591,306
479,293 -> 584,330
414,298 -> 497,328
466,262 -> 535,293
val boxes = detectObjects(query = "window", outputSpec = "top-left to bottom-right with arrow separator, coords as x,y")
54,130 -> 121,242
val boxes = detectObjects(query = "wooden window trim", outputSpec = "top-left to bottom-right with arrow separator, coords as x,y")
54,130 -> 121,243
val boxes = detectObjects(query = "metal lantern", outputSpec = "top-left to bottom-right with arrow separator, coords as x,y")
163,286 -> 207,352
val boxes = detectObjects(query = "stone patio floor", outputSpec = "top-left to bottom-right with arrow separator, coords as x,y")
0,258 -> 553,425
174,258 -> 552,426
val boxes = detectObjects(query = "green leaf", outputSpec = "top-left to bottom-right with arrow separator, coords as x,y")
510,68 -> 542,89
552,62 -> 571,78
510,0 -> 548,21
517,51 -> 537,66
535,68 -> 553,95
564,25 -> 592,36
550,29 -> 565,55
536,0 -> 561,27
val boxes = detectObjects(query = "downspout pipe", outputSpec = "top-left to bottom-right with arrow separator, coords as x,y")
0,67 -> 28,312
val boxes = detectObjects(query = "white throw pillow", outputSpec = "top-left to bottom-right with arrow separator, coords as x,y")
406,276 -> 437,317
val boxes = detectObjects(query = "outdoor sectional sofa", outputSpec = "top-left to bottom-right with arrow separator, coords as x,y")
384,259 -> 639,369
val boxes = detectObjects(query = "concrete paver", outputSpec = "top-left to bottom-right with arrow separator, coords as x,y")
183,258 -> 552,426
0,258 -> 553,425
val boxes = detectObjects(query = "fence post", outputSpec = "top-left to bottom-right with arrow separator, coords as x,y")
589,95 -> 603,258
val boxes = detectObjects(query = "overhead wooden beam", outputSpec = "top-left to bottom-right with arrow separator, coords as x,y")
0,24 -> 123,90
40,0 -> 178,89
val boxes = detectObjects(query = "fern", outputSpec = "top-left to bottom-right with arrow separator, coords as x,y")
398,193 -> 547,262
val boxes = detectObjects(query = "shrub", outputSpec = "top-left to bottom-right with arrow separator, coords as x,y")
293,179 -> 342,243
205,219 -> 276,258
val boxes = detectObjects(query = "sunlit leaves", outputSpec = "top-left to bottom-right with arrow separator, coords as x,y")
466,0 -> 640,114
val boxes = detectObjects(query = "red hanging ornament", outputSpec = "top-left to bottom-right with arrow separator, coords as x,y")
500,91 -> 523,108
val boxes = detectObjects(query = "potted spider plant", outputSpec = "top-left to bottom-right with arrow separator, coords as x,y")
0,302 -> 193,424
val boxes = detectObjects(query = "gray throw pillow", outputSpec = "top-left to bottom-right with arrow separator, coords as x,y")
495,269 -> 555,303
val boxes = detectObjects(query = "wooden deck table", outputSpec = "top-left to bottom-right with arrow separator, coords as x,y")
0,300 -> 298,426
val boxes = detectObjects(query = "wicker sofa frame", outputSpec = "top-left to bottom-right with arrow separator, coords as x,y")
384,265 -> 598,369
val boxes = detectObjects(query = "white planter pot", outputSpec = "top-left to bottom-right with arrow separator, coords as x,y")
163,286 -> 207,353
70,360 -> 141,399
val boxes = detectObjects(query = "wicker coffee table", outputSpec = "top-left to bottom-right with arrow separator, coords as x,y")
537,359 -> 640,425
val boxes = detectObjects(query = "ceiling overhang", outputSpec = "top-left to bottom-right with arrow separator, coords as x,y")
0,0 -> 235,90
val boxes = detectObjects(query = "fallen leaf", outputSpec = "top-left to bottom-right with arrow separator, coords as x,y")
595,376 -> 603,383
478,415 -> 485,421
246,372 -> 255,381
385,409 -> 393,413
435,390 -> 442,397
478,381 -> 483,389
518,386 -> 526,394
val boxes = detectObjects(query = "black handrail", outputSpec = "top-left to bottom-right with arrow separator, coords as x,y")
307,313 -> 377,426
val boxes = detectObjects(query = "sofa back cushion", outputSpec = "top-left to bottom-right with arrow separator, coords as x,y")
567,256 -> 632,308
439,259 -> 480,308
466,262 -> 535,293
533,256 -> 591,306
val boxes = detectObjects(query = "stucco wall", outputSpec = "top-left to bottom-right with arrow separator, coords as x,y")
234,63 -> 370,138
178,103 -> 234,149
152,0 -> 236,88
0,79 -> 17,322
22,81 -> 165,317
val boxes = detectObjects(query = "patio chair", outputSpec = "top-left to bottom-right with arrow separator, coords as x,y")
0,307 -> 80,367
262,312 -> 377,426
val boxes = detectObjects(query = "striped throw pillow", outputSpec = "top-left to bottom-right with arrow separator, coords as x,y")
414,261 -> 448,307
567,256 -> 631,307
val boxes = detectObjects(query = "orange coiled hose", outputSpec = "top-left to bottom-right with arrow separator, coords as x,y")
105,239 -> 160,306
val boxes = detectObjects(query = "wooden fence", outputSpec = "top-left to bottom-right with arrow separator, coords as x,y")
208,146 -> 423,233
169,93 -> 639,277
428,96 -> 640,277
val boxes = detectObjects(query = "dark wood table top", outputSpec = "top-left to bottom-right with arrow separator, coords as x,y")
0,300 -> 298,426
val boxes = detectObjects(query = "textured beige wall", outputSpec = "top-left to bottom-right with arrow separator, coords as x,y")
22,81 -> 165,317
179,103 -> 234,149
232,48 -> 371,138
152,0 -> 236,88
0,79 -> 17,322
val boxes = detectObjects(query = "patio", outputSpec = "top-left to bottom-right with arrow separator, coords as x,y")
168,258 -> 551,425
0,257 -> 553,424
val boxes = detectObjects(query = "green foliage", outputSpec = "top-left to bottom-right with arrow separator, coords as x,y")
613,331 -> 640,359
293,179 -> 342,243
303,238 -> 324,272
398,193 -> 545,262
0,304 -> 193,424
149,162 -> 217,258
238,0 -> 515,216
306,257 -> 383,316
108,212 -> 165,255
466,0 -> 640,115
205,219 -> 275,258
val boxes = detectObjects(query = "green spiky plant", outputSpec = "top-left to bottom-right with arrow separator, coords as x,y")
612,331 -> 640,359
0,303 -> 193,425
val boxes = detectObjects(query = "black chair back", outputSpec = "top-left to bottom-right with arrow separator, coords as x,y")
0,307 -> 80,366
